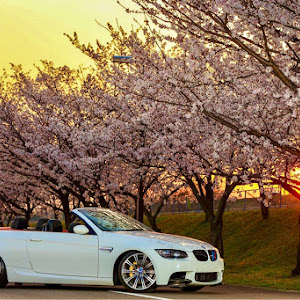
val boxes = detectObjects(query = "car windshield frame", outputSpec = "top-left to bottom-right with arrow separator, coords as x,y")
78,208 -> 152,232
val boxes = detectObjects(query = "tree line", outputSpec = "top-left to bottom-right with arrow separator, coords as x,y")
0,0 -> 299,274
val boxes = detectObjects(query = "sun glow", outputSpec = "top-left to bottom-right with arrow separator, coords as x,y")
0,0 -> 137,72
291,168 -> 300,177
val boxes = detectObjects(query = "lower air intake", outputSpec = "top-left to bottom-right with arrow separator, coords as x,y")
195,272 -> 218,282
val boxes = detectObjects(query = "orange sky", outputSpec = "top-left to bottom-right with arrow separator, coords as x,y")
0,0 -> 137,72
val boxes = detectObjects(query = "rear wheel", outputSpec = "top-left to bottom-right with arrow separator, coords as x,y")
0,258 -> 8,288
118,251 -> 156,293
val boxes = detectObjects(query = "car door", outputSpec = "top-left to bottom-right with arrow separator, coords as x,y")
26,231 -> 99,277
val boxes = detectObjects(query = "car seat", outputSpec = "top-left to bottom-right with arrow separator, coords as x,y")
35,218 -> 49,231
11,217 -> 28,230
42,219 -> 63,232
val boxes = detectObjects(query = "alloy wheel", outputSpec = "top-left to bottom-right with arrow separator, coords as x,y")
120,252 -> 156,291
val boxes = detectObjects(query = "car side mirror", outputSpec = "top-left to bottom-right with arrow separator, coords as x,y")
73,225 -> 89,235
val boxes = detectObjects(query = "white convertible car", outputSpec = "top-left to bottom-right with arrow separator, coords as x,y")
0,208 -> 224,292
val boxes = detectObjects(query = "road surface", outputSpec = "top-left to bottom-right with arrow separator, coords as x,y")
0,284 -> 299,299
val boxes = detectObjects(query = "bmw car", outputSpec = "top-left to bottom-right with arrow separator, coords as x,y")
0,208 -> 224,292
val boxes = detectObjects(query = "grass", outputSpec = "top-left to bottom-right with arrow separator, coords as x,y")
150,208 -> 300,291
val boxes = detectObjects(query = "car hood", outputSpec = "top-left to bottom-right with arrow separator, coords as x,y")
109,230 -> 214,251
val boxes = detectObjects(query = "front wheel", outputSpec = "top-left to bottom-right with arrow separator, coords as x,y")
118,251 -> 156,293
0,258 -> 8,288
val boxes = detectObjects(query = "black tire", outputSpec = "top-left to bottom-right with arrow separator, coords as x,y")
0,258 -> 8,288
180,286 -> 205,292
118,251 -> 156,293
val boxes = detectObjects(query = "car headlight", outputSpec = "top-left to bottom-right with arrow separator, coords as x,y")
155,249 -> 188,259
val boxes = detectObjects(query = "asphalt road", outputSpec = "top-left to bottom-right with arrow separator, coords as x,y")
0,284 -> 299,299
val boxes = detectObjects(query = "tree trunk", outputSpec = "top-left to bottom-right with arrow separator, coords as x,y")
209,218 -> 224,258
7,214 -> 14,227
260,191 -> 269,220
143,206 -> 161,232
53,209 -> 60,219
98,194 -> 109,208
292,213 -> 300,276
260,201 -> 269,220
274,181 -> 300,276
292,243 -> 300,276
60,193 -> 71,228
136,195 -> 144,223
25,209 -> 31,221
148,216 -> 161,232
63,207 -> 71,228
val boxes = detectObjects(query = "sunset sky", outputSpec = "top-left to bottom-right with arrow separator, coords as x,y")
0,0 -> 137,72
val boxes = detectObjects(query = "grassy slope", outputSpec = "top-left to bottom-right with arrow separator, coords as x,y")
153,208 -> 300,290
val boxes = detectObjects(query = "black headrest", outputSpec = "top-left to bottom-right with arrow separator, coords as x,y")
11,217 -> 28,230
35,218 -> 49,231
47,219 -> 63,232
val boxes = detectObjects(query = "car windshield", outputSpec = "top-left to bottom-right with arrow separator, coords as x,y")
79,208 -> 151,232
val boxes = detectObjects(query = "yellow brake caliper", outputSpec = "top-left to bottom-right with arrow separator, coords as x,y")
129,261 -> 138,277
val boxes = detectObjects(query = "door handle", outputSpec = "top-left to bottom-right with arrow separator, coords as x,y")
29,238 -> 42,242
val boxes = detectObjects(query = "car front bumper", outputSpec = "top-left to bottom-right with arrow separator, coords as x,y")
146,249 -> 224,286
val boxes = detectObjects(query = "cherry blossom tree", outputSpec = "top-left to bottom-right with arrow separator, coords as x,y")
68,12 -> 298,259
66,23 -> 265,255
0,63 -> 118,226
1,0 -> 298,271
0,57 -> 182,228
142,175 -> 184,232
117,0 -> 299,188
106,161 -> 184,231
114,0 -> 300,271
